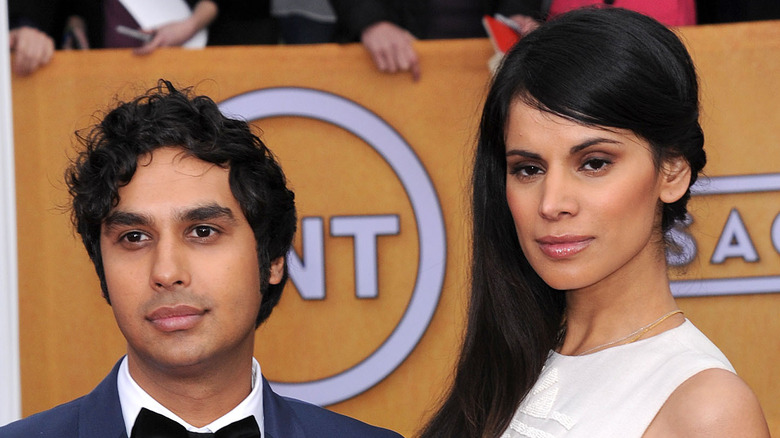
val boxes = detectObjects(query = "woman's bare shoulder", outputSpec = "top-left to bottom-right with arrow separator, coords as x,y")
643,368 -> 770,438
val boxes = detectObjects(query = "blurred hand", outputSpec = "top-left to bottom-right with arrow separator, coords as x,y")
134,0 -> 217,55
361,21 -> 420,81
9,26 -> 55,76
134,20 -> 196,55
508,14 -> 541,35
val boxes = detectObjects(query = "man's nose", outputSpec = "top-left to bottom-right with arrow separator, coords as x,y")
149,237 -> 190,291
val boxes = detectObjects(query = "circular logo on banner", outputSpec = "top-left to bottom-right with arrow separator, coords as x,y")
219,88 -> 446,405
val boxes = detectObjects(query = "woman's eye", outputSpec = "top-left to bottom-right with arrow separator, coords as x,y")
523,165 -> 543,176
582,158 -> 610,171
511,164 -> 544,177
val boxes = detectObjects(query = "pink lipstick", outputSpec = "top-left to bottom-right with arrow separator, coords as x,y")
536,235 -> 593,259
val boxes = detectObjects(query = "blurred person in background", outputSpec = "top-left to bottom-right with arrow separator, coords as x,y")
6,0 -> 217,73
273,0 -> 337,44
328,0 -> 541,80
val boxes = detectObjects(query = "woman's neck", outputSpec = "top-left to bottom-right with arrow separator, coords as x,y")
558,255 -> 682,356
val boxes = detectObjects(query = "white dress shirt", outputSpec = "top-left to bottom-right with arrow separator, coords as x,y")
117,356 -> 265,437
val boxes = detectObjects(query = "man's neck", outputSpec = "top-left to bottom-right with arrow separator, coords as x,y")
126,352 -> 255,427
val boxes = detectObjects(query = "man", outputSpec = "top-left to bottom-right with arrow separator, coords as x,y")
0,80 -> 402,438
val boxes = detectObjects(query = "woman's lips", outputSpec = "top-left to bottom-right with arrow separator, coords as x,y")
536,235 -> 593,259
147,305 -> 205,332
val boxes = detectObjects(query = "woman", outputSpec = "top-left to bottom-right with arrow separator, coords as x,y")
419,7 -> 769,438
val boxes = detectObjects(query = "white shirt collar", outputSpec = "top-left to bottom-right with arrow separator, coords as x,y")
117,356 -> 265,436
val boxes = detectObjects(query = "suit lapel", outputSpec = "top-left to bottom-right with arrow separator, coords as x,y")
262,377 -> 306,438
78,359 -> 128,438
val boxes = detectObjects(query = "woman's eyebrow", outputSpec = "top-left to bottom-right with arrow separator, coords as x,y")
506,149 -> 541,159
506,138 -> 621,159
569,137 -> 621,154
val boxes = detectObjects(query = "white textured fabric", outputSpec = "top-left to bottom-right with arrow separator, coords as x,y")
502,320 -> 735,438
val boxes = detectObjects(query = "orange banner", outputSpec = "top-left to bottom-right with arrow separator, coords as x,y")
11,21 -> 780,437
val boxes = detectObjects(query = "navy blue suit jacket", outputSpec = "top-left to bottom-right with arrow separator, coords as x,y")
0,360 -> 402,438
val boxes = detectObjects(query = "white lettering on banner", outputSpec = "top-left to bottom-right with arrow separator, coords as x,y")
670,173 -> 780,297
331,215 -> 400,299
773,213 -> 780,254
711,209 -> 759,264
288,217 -> 325,300
288,215 -> 401,300
690,172 -> 780,195
219,88 -> 446,406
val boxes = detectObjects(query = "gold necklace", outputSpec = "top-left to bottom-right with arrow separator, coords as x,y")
575,310 -> 684,356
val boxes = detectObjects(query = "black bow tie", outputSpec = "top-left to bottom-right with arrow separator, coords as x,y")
131,408 -> 261,438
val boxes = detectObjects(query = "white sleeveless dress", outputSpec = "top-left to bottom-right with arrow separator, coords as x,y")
501,320 -> 735,438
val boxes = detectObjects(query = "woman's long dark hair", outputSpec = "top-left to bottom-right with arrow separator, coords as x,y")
419,7 -> 705,437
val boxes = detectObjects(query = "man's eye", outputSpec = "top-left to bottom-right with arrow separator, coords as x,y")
191,226 -> 217,238
123,231 -> 147,243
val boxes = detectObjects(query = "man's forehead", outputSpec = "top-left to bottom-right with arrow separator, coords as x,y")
105,147 -> 238,219
135,147 -> 225,175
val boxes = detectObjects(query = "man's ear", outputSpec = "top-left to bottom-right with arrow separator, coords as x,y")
268,256 -> 285,285
659,155 -> 692,204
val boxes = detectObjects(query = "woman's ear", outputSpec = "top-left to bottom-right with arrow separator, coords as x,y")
268,257 -> 285,285
660,156 -> 692,203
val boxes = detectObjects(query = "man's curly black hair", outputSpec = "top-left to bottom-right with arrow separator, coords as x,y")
66,79 -> 296,327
